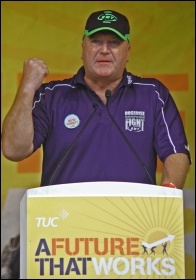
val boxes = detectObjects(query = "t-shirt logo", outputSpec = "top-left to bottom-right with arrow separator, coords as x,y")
125,111 -> 145,132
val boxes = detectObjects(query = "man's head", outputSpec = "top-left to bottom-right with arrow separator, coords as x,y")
83,10 -> 130,42
82,10 -> 131,82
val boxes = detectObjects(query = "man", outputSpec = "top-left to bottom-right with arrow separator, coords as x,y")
1,10 -> 191,189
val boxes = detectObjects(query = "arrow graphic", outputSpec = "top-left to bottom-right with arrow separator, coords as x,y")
142,234 -> 175,248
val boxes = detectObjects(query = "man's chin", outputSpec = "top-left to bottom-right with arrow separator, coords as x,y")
95,70 -> 113,77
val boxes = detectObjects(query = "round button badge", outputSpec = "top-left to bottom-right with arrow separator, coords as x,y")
64,114 -> 80,129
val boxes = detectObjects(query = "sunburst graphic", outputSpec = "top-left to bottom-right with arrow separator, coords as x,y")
68,196 -> 185,279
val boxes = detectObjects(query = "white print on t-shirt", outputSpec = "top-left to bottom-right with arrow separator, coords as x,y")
125,111 -> 145,132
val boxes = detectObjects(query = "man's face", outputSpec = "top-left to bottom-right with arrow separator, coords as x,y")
82,31 -> 130,80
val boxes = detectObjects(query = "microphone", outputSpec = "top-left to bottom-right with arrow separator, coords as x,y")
105,90 -> 154,184
49,103 -> 98,185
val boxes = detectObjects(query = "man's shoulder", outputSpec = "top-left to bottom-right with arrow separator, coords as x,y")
39,66 -> 85,91
41,76 -> 76,91
128,72 -> 167,89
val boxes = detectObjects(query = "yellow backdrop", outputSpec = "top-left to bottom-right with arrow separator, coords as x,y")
1,2 -> 195,278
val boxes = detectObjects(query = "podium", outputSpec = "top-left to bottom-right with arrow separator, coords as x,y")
20,181 -> 185,279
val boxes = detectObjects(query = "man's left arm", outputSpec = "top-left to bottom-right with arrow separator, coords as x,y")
161,153 -> 190,189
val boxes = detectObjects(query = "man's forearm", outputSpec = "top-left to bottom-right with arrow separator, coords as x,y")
1,89 -> 34,161
161,153 -> 190,189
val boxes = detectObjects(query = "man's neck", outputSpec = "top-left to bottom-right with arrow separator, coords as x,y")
84,75 -> 122,103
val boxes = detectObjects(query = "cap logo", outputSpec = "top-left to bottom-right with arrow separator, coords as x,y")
97,11 -> 117,24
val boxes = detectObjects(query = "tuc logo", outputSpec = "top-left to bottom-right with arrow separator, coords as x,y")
35,209 -> 69,227
36,217 -> 59,227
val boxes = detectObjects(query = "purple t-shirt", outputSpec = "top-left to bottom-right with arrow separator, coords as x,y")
32,67 -> 191,186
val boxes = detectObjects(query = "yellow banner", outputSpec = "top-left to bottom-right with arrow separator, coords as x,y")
25,194 -> 184,278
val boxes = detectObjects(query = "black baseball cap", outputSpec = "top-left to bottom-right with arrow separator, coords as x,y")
83,10 -> 130,41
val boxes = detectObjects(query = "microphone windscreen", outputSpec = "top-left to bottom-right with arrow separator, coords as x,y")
105,90 -> 112,99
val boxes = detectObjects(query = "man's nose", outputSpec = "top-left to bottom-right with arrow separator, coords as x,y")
100,42 -> 110,52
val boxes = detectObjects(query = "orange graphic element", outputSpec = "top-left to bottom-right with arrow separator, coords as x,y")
142,74 -> 189,91
17,74 -> 186,174
18,73 -> 73,84
44,73 -> 73,82
18,149 -> 41,173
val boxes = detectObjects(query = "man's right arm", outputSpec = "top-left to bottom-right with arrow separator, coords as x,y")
1,58 -> 49,161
